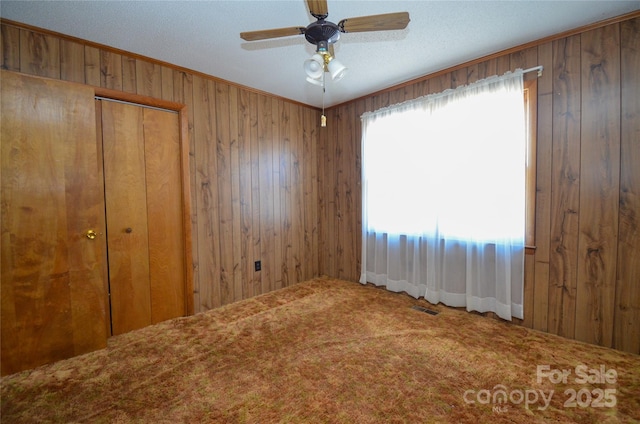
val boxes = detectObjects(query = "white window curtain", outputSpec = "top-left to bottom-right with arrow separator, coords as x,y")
360,70 -> 526,321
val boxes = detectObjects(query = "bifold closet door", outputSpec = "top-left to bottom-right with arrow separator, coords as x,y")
1,71 -> 108,375
99,100 -> 186,336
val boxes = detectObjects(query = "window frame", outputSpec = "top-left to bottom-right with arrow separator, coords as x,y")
524,78 -> 537,253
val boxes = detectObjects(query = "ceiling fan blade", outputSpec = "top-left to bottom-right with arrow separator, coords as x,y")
306,0 -> 328,17
338,12 -> 410,33
240,27 -> 306,41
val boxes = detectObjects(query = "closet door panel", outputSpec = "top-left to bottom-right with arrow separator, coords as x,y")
101,101 -> 152,335
143,108 -> 186,323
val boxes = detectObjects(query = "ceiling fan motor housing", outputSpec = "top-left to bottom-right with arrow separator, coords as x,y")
304,19 -> 340,45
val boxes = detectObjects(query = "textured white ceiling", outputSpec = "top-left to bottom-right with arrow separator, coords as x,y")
2,1 -> 639,108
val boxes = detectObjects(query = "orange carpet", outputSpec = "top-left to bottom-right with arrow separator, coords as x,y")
2,277 -> 639,423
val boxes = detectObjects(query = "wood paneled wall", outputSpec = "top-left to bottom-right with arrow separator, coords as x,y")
2,14 -> 638,354
319,15 -> 640,354
1,20 -> 321,313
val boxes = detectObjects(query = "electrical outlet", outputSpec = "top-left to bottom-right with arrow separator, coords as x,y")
254,260 -> 261,272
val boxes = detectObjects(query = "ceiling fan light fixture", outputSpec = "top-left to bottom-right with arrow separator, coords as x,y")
327,58 -> 348,81
241,3 -> 410,100
304,53 -> 325,79
316,40 -> 329,54
306,76 -> 324,86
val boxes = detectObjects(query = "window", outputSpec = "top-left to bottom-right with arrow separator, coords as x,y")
360,69 -> 533,321
363,77 -> 534,243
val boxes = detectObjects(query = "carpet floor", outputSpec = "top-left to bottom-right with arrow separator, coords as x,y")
1,277 -> 639,423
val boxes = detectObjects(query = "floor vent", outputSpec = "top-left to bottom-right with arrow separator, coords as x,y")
411,305 -> 439,315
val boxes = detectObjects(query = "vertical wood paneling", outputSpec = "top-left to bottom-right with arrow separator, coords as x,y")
450,66 -> 469,88
465,64 -> 479,85
324,109 -> 339,276
100,51 -> 122,90
136,60 -> 162,98
301,108 -> 313,281
238,88 -> 254,299
215,81 -> 234,305
339,102 -> 358,281
183,74 -> 200,310
84,46 -> 100,86
258,95 -> 275,294
354,100 -> 365,280
60,40 -> 84,83
389,85 -> 405,106
533,41 -> 554,333
335,105 -> 344,279
318,15 -> 639,353
335,107 -> 344,278
477,58 -> 498,80
510,47 -> 538,77
274,99 -> 285,288
381,91 -> 391,108
317,110 -> 329,275
122,56 -> 136,93
303,108 -> 320,277
616,17 -> 640,353
1,19 -> 321,323
172,70 -> 198,309
229,86 -> 243,302
193,76 -> 221,310
2,15 -> 637,354
547,35 -> 581,340
1,24 -> 20,71
283,100 -> 296,286
290,103 -> 304,284
575,25 -> 620,347
428,73 -> 451,95
412,79 -> 428,98
312,109 -> 320,277
161,66 -> 174,102
19,29 -> 59,78
249,92 -> 262,296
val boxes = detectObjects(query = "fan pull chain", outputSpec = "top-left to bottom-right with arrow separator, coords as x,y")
321,71 -> 327,127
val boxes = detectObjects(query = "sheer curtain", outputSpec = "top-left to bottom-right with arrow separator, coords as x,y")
360,70 -> 526,321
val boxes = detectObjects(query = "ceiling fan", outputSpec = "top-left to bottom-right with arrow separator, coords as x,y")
240,0 -> 410,85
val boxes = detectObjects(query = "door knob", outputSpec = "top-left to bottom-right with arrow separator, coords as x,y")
125,227 -> 133,233
86,230 -> 97,240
